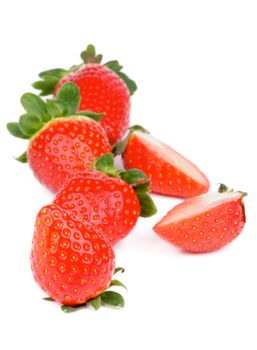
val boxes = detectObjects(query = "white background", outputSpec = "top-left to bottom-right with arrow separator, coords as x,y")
0,1 -> 256,349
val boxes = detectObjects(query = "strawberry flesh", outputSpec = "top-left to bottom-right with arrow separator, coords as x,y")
153,191 -> 245,253
122,131 -> 210,198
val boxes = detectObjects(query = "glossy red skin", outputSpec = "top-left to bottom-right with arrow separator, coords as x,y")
31,204 -> 115,306
54,172 -> 141,244
55,64 -> 130,145
153,198 -> 245,253
122,133 -> 210,198
27,117 -> 111,193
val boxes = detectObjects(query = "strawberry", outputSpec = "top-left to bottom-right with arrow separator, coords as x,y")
114,125 -> 210,198
153,184 -> 247,253
32,44 -> 137,145
31,204 -> 126,311
7,83 -> 112,192
54,153 -> 157,244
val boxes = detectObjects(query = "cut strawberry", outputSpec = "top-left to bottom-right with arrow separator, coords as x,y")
115,126 -> 210,198
153,184 -> 247,253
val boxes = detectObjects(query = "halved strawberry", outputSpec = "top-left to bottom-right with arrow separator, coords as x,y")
7,83 -> 111,192
153,184 -> 247,253
114,126 -> 210,198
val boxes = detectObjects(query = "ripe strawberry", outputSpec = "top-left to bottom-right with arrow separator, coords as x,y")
114,126 -> 210,198
32,44 -> 137,145
54,154 -> 157,244
31,204 -> 126,311
7,83 -> 111,192
153,184 -> 247,253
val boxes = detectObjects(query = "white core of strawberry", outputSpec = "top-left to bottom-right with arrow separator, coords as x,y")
158,191 -> 242,225
135,131 -> 209,186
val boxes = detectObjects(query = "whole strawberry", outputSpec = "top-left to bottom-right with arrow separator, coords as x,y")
31,204 -> 126,311
32,45 -> 137,145
153,184 -> 247,253
114,125 -> 210,198
7,83 -> 111,192
54,154 -> 157,244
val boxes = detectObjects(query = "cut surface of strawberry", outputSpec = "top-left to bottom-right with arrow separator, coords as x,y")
120,127 -> 210,198
153,185 -> 246,253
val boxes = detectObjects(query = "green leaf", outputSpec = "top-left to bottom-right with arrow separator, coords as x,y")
110,279 -> 127,291
6,122 -> 29,139
114,267 -> 125,274
32,68 -> 68,96
80,44 -> 102,64
55,82 -> 80,115
105,61 -> 137,95
218,183 -> 229,193
45,99 -> 67,119
120,169 -> 147,185
88,296 -> 102,310
43,297 -> 55,302
134,180 -> 151,194
101,291 -> 125,308
15,151 -> 27,163
39,68 -> 68,79
129,125 -> 150,133
95,153 -> 121,177
20,93 -> 50,122
112,133 -> 130,156
76,110 -> 104,122
137,193 -> 157,218
104,60 -> 123,72
61,303 -> 87,313
32,77 -> 60,96
116,71 -> 137,95
19,114 -> 44,137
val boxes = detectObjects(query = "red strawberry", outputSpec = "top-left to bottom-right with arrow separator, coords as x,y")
54,154 -> 157,244
31,204 -> 126,311
153,184 -> 247,253
114,126 -> 210,198
32,44 -> 137,145
7,83 -> 111,192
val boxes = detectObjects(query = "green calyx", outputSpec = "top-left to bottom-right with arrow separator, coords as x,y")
32,44 -> 137,96
6,82 -> 104,163
44,266 -> 126,313
92,153 -> 157,218
218,183 -> 248,197
112,124 -> 150,156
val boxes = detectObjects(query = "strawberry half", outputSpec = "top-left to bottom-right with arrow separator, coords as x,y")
153,184 -> 247,253
7,83 -> 111,192
114,126 -> 210,198
54,153 -> 157,244
32,44 -> 137,145
31,204 -> 126,311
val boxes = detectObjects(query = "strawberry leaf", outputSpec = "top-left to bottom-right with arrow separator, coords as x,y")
95,153 -> 122,177
137,193 -> 157,218
32,68 -> 68,96
134,180 -> 151,194
88,296 -> 102,310
43,297 -> 55,302
100,291 -> 125,308
45,99 -> 67,119
80,44 -> 102,64
20,93 -> 50,122
15,151 -> 27,163
55,82 -> 80,115
19,114 -> 44,137
114,267 -> 125,274
6,122 -> 29,139
120,169 -> 147,185
105,60 -> 137,95
61,304 -> 87,313
76,110 -> 104,122
110,279 -> 127,290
